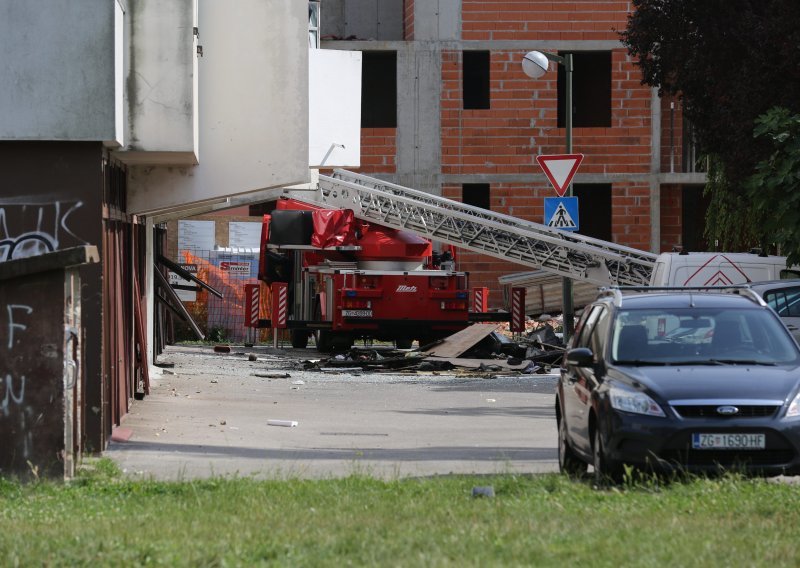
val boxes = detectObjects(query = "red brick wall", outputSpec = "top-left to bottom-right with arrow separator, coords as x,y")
462,0 -> 632,41
442,49 -> 651,177
442,2 -> 656,307
611,182 -> 650,250
404,0 -> 414,40
660,184 -> 682,252
660,95 -> 685,173
356,127 -> 397,174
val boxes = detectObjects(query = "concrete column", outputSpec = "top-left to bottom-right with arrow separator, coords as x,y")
649,87 -> 661,253
145,217 -> 156,368
396,44 -> 442,194
414,0 -> 460,41
395,0 -> 461,194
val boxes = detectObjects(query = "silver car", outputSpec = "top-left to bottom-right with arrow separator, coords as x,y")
750,280 -> 800,343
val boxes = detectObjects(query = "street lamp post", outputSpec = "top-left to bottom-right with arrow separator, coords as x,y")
522,50 -> 576,343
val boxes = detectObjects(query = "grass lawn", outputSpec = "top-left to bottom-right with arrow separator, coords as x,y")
2,460 -> 799,566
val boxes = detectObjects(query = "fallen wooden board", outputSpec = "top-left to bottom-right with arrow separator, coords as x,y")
423,323 -> 501,358
423,357 -> 529,370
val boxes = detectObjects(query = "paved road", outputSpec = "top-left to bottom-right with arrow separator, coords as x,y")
106,345 -> 560,480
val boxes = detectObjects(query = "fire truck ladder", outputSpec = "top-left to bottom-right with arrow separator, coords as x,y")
313,169 -> 657,286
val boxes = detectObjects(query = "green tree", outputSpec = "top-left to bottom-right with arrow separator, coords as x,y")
747,108 -> 800,265
620,0 -> 800,251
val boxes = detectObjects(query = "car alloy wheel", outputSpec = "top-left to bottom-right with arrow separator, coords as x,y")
558,415 -> 587,476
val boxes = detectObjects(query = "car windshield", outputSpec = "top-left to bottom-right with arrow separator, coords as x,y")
611,307 -> 800,365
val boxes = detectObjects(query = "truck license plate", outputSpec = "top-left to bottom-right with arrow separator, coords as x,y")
691,433 -> 765,450
342,309 -> 373,318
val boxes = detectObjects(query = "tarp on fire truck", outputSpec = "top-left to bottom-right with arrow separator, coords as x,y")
311,209 -> 358,248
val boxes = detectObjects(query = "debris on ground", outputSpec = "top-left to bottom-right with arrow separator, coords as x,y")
232,323 -> 565,376
422,324 -> 501,358
472,486 -> 495,498
267,419 -> 298,427
252,372 -> 292,378
299,332 -> 559,375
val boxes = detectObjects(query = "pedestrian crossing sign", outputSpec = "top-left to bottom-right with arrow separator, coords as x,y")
544,197 -> 579,231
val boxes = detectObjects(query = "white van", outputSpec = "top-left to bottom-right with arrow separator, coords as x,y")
649,252 -> 800,287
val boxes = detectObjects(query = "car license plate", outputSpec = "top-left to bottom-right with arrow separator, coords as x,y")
342,309 -> 372,318
691,433 -> 765,450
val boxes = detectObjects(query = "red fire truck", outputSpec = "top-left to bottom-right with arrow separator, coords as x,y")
259,197 -> 470,351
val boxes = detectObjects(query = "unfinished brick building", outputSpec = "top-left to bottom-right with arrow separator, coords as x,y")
321,0 -> 707,308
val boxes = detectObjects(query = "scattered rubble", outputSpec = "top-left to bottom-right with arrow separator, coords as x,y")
289,323 -> 566,376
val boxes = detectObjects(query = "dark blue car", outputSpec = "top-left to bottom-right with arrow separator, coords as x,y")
557,287 -> 800,482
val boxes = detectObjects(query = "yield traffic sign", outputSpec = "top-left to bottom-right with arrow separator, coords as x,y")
536,153 -> 584,197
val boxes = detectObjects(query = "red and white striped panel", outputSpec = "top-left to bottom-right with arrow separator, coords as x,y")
472,287 -> 489,313
510,287 -> 526,333
244,284 -> 260,328
272,282 -> 288,329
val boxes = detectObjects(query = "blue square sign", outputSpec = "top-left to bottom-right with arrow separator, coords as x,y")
543,197 -> 579,231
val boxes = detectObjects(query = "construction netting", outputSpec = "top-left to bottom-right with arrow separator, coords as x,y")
170,249 -> 272,343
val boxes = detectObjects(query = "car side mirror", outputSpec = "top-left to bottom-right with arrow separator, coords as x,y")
566,347 -> 594,367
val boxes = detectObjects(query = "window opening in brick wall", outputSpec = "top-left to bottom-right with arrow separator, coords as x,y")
681,185 -> 710,252
462,183 -> 491,210
248,202 -> 277,217
573,184 -> 611,241
557,52 -> 611,128
463,51 -> 490,110
362,51 -> 397,128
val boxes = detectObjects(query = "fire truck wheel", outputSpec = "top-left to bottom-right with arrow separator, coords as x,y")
316,331 -> 333,352
291,330 -> 309,349
395,339 -> 413,349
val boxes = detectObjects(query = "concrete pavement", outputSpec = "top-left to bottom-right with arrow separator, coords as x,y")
105,345 -> 560,480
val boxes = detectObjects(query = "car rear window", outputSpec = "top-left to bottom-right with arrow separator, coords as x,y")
763,286 -> 800,317
611,307 -> 800,365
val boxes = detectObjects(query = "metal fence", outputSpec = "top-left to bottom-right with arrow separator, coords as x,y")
168,248 -> 271,343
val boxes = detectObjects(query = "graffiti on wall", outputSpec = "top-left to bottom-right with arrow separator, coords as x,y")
1,304 -> 32,416
0,198 -> 87,262
0,303 -> 36,462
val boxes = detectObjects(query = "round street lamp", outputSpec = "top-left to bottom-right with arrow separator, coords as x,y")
522,51 -> 550,79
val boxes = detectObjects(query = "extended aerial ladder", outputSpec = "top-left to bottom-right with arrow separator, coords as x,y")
295,169 -> 657,286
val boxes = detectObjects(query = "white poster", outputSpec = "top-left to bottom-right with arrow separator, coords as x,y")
168,264 -> 198,302
178,220 -> 215,252
229,221 -> 262,249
